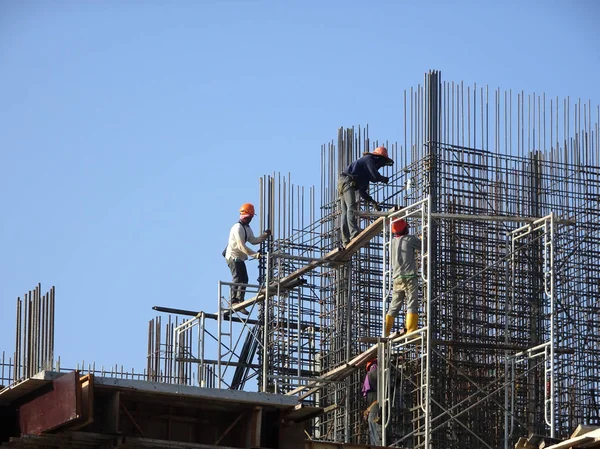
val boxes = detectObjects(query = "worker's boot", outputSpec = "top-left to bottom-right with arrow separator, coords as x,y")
406,312 -> 418,333
384,315 -> 395,337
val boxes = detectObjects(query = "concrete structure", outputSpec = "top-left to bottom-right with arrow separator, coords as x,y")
0,370 -> 319,448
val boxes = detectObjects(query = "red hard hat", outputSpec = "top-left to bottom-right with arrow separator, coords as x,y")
371,146 -> 394,165
239,203 -> 256,216
372,146 -> 389,158
391,219 -> 408,235
365,359 -> 377,372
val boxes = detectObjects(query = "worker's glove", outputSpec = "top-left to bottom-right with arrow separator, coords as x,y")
381,176 -> 390,184
372,201 -> 382,212
264,229 -> 272,236
253,252 -> 262,259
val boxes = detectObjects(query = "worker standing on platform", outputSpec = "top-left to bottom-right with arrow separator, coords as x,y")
384,219 -> 421,337
362,358 -> 381,446
338,147 -> 393,247
224,203 -> 271,313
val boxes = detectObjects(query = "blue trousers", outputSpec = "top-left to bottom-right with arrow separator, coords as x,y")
368,405 -> 382,446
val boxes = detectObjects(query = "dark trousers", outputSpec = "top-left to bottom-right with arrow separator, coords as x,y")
227,259 -> 248,302
338,176 -> 360,244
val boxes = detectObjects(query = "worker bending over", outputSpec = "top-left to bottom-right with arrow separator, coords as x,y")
338,147 -> 393,247
224,203 -> 270,313
384,219 -> 421,337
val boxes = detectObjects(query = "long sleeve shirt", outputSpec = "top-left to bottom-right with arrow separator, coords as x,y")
342,154 -> 387,202
363,366 -> 378,404
225,222 -> 263,261
391,234 -> 421,278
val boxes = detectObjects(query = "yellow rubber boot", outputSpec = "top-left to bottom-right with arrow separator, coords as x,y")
384,315 -> 395,337
406,312 -> 418,333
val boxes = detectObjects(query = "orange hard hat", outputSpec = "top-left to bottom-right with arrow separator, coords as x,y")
391,219 -> 408,235
371,146 -> 394,165
239,203 -> 256,216
365,359 -> 377,372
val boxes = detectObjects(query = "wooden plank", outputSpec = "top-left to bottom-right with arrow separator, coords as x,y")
571,425 -> 600,438
284,403 -> 324,422
286,345 -> 377,397
543,428 -> 600,449
543,435 -> 596,449
514,436 -> 531,448
233,217 -> 385,313
327,217 -> 385,262
231,278 -> 306,312
287,327 -> 423,398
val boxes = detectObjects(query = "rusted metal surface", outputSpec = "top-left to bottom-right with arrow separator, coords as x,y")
68,374 -> 94,431
18,370 -> 81,434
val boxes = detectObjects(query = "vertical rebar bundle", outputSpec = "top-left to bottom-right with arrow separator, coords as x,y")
11,283 -> 55,383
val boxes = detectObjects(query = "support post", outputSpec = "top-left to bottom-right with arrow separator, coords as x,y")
262,252 -> 270,393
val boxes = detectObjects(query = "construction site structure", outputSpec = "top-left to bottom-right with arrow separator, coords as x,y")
2,71 -> 600,449
148,70 -> 600,448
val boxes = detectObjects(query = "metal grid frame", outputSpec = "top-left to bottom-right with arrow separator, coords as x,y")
4,71 -> 594,449
139,71 -> 599,448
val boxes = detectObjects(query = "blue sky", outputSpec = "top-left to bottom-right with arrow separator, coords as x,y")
1,1 -> 599,375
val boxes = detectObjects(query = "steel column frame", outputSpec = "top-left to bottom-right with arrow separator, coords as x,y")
172,280 -> 262,389
383,210 -> 558,448
424,193 -> 433,449
381,196 -> 431,334
377,341 -> 388,446
545,213 -> 556,437
262,253 -> 270,392
379,196 -> 431,447
199,312 -> 206,386
504,214 -> 557,440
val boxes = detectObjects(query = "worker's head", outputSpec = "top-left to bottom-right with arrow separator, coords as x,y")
370,146 -> 394,166
239,203 -> 255,224
391,219 -> 409,236
365,358 -> 377,373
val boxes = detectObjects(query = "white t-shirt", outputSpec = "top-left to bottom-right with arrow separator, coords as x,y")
225,222 -> 262,261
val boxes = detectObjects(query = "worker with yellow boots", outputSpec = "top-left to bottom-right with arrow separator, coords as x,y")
384,219 -> 421,337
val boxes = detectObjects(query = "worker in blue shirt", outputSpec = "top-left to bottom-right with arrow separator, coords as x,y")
338,147 -> 393,246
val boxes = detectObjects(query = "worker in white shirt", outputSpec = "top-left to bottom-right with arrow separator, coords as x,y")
224,203 -> 271,313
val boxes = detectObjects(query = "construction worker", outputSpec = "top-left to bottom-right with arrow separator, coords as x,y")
384,219 -> 421,337
224,203 -> 270,313
362,358 -> 381,446
338,147 -> 393,247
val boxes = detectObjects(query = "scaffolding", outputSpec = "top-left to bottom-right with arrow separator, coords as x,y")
148,70 -> 600,448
